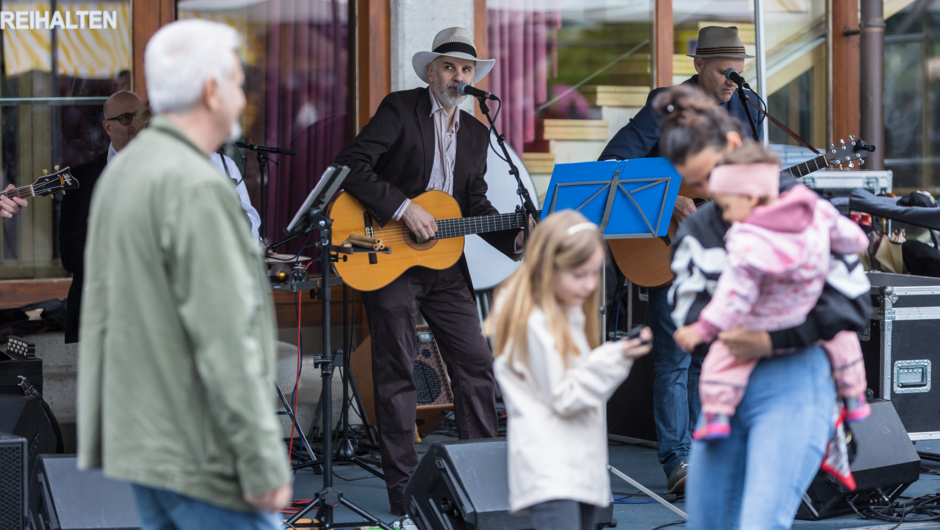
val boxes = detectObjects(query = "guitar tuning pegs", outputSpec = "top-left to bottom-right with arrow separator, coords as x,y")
54,165 -> 59,171
849,135 -> 856,141
830,143 -> 835,151
860,159 -> 865,166
42,169 -> 48,175
840,139 -> 846,146
848,162 -> 854,168
839,165 -> 844,171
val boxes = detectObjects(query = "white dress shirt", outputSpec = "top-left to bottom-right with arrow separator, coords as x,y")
210,153 -> 261,240
494,305 -> 633,512
392,89 -> 460,220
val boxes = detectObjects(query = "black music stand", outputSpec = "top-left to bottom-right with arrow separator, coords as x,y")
269,165 -> 393,530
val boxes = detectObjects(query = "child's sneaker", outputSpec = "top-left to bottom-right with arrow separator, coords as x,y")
844,393 -> 871,423
693,413 -> 731,441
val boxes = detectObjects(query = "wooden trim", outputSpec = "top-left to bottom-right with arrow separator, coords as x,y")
581,86 -> 651,108
522,153 -> 556,174
0,279 -> 71,310
357,0 -> 391,131
473,0 -> 488,122
541,119 -> 609,141
831,0 -> 860,140
131,0 -> 176,101
653,0 -> 673,88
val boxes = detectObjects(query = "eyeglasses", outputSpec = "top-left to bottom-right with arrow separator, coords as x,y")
105,109 -> 140,126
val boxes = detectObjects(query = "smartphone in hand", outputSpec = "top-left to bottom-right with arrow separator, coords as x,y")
624,325 -> 651,345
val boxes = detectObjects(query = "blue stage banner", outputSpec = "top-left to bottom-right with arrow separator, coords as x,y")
542,158 -> 683,239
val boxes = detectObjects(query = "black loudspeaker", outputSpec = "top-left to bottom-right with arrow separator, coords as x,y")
0,431 -> 28,530
404,439 -> 615,530
797,399 -> 921,520
0,394 -> 58,518
32,455 -> 140,530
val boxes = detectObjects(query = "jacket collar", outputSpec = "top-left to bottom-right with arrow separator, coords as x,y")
149,116 -> 210,159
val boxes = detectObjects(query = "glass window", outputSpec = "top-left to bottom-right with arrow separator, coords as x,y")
177,0 -> 350,245
0,0 -> 131,279
884,1 -> 934,194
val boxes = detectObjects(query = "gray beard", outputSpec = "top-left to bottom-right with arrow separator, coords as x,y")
227,120 -> 242,143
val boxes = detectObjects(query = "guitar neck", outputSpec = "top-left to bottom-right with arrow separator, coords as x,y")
0,184 -> 33,200
434,211 -> 527,239
782,155 -> 828,179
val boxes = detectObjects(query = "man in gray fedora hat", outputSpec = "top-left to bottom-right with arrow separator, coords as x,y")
598,25 -> 764,495
334,26 -> 530,514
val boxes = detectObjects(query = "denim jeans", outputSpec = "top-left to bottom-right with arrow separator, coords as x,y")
686,345 -> 835,530
648,285 -> 702,476
132,484 -> 281,530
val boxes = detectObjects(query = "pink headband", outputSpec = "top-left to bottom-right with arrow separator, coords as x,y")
708,163 -> 780,199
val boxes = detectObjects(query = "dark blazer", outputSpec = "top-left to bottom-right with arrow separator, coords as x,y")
599,75 -> 764,161
59,151 -> 108,343
334,87 -> 519,290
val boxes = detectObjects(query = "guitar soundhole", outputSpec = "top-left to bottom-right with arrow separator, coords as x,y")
404,226 -> 437,251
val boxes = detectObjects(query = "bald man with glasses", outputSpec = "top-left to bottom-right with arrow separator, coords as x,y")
59,90 -> 145,343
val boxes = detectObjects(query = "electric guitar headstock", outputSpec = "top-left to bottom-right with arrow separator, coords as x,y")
2,166 -> 80,200
824,135 -> 876,170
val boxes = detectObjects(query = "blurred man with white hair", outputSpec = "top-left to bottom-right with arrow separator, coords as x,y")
76,19 -> 291,529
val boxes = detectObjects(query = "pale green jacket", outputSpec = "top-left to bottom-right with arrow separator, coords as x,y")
76,117 -> 290,512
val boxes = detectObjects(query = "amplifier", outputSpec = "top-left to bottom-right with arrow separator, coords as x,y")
0,431 -> 28,530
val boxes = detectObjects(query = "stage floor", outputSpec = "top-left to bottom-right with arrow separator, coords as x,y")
289,432 -> 940,529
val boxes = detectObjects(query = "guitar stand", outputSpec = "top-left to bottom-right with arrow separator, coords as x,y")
284,215 -> 393,530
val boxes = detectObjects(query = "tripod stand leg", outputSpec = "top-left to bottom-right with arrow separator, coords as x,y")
276,381 -> 320,463
339,496 -> 395,530
608,465 -> 687,519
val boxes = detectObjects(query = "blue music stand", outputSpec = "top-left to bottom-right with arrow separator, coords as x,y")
542,158 -> 682,240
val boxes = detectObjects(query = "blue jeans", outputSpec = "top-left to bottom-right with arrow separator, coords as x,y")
687,345 -> 835,530
132,484 -> 281,530
649,286 -> 702,476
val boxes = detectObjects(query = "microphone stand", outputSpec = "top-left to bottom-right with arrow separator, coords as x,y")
734,83 -> 761,142
236,142 -> 297,246
474,96 -> 538,243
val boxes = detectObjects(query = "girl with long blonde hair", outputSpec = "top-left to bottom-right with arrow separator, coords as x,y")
485,210 -> 652,530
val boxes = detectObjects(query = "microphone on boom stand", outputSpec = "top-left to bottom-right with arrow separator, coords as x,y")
724,68 -> 761,142
456,81 -> 538,243
234,141 -> 297,245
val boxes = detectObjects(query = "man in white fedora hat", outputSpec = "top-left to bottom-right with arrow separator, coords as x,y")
598,25 -> 764,496
334,26 -> 529,514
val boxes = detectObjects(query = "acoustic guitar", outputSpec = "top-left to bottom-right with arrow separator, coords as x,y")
329,190 -> 530,292
609,137 -> 874,288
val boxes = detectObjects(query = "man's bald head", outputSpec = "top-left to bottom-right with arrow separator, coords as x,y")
102,91 -> 144,152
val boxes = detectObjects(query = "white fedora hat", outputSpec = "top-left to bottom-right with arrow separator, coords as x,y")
412,27 -> 495,84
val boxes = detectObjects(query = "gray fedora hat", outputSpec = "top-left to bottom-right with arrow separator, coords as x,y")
412,27 -> 496,84
687,26 -> 754,59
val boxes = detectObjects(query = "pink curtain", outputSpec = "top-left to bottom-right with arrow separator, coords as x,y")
487,0 -> 561,153
263,0 -> 348,256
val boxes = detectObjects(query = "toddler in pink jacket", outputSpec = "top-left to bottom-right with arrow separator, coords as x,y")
674,162 -> 870,441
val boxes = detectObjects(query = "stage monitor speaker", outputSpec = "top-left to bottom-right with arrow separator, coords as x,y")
404,439 -> 615,530
796,399 -> 921,521
350,325 -> 454,436
0,394 -> 58,518
0,431 -> 28,530
32,455 -> 140,530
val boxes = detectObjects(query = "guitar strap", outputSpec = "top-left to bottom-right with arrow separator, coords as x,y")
747,99 -> 820,155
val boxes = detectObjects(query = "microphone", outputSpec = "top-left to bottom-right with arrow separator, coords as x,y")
724,68 -> 750,90
456,82 -> 497,100
234,142 -> 297,156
